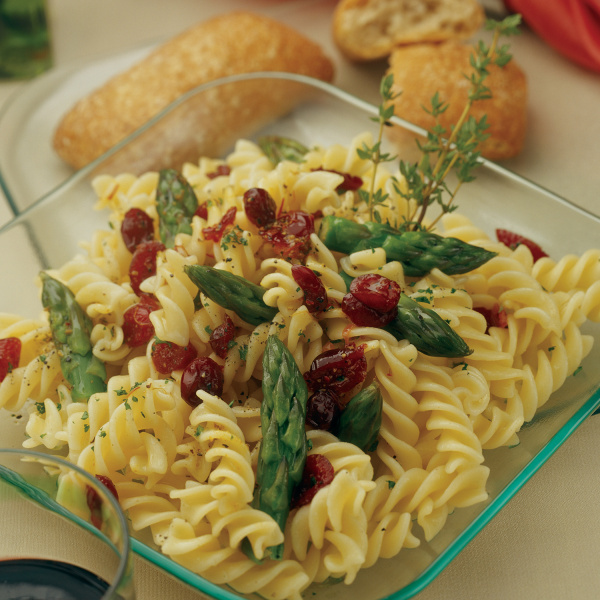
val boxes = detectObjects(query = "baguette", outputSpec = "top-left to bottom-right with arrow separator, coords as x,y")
332,0 -> 484,61
53,12 -> 334,169
386,41 -> 528,160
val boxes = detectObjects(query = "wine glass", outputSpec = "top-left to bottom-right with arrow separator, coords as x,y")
0,448 -> 135,599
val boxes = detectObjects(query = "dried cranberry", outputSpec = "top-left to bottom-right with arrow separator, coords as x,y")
95,475 -> 119,500
496,229 -> 549,262
292,454 -> 335,508
306,389 -> 340,431
151,339 -> 197,373
243,188 -> 277,228
85,486 -> 103,529
120,208 -> 155,253
291,265 -> 328,313
0,337 -> 21,382
304,346 -> 367,397
129,240 -> 165,295
209,315 -> 236,359
342,293 -> 398,328
202,207 -> 237,242
122,295 -> 161,347
86,475 -> 118,530
194,203 -> 208,220
206,165 -> 231,179
285,211 -> 315,238
313,168 -> 363,193
181,357 -> 224,406
260,211 -> 315,260
350,274 -> 401,313
474,303 -> 508,333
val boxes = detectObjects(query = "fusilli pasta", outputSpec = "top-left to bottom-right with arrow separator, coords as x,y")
1,132 -> 599,600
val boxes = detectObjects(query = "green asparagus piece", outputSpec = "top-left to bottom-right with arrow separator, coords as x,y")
340,271 -> 472,358
156,168 -> 199,248
251,335 -> 309,560
40,273 -> 107,402
184,265 -> 277,326
319,215 -> 496,277
339,268 -> 472,358
336,383 -> 382,452
339,270 -> 354,293
319,216 -> 373,255
386,293 -> 472,358
258,135 -> 309,165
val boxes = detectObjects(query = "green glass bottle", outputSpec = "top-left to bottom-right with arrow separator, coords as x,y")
0,0 -> 52,79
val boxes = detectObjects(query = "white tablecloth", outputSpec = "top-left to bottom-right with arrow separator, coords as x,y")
1,1 -> 600,599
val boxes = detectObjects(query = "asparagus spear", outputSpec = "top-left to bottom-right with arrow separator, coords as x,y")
156,168 -> 199,248
339,270 -> 354,293
251,335 -> 309,560
386,293 -> 472,358
258,135 -> 309,165
338,268 -> 473,358
319,215 -> 496,277
184,265 -> 277,326
336,383 -> 382,452
40,273 -> 107,401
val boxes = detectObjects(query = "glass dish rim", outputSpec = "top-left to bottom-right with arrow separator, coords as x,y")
0,447 -> 133,598
2,70 -> 600,600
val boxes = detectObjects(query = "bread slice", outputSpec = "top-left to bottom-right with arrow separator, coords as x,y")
333,0 -> 484,61
53,12 -> 334,169
386,41 -> 528,160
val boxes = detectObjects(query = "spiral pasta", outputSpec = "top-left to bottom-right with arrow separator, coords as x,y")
145,249 -> 199,347
1,347 -> 63,413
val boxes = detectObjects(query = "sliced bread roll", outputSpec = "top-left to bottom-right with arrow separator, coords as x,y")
53,11 -> 334,169
386,41 -> 528,160
333,0 -> 484,61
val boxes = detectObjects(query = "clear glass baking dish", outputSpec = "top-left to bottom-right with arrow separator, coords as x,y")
1,72 -> 599,600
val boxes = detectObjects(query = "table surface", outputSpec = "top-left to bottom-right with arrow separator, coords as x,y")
1,1 -> 600,599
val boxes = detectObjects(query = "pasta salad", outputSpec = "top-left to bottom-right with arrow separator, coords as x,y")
1,129 -> 599,600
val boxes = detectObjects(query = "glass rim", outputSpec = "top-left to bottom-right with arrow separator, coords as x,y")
0,447 -> 133,599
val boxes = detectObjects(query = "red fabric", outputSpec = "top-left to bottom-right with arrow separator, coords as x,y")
505,0 -> 600,72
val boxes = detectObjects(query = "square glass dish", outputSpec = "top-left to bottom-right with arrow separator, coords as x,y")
1,72 -> 599,600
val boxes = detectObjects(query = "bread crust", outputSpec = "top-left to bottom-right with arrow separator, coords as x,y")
333,0 -> 484,61
386,41 -> 528,160
53,11 -> 334,169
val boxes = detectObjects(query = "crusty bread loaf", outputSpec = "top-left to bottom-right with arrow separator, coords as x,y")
386,41 -> 528,160
332,0 -> 484,61
53,12 -> 334,169
83,75 -> 328,182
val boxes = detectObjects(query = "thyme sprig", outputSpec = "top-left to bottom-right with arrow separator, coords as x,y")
409,14 -> 521,231
360,15 -> 521,231
357,74 -> 400,222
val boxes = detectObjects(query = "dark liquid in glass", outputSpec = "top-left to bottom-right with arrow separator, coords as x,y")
0,558 -> 109,599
